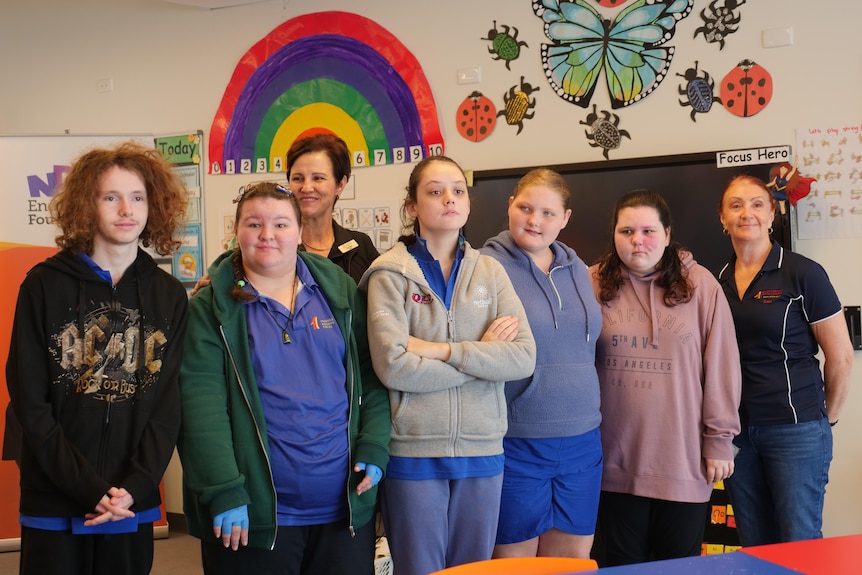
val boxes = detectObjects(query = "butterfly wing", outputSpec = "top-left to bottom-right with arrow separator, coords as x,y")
535,0 -> 693,108
604,0 -> 693,108
535,0 -> 608,106
604,43 -> 674,108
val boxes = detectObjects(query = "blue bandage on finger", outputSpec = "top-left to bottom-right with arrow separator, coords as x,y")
356,462 -> 383,486
213,505 -> 249,532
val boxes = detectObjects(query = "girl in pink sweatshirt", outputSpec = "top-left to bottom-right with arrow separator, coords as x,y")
588,190 -> 741,566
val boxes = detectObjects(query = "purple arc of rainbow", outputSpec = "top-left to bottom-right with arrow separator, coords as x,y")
208,11 -> 443,174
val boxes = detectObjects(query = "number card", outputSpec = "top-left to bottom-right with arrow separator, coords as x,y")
256,158 -> 268,173
427,143 -> 443,157
392,147 -> 406,164
409,145 -> 423,162
373,149 -> 387,165
353,150 -> 367,167
240,159 -> 252,174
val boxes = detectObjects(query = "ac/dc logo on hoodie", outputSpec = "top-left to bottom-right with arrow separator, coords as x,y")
49,300 -> 168,403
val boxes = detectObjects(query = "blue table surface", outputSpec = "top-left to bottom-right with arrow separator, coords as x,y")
583,551 -> 802,574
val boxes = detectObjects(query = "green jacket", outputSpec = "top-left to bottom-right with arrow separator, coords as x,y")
178,250 -> 390,549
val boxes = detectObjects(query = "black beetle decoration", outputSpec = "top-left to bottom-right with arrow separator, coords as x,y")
677,61 -> 722,122
693,0 -> 746,50
580,104 -> 630,160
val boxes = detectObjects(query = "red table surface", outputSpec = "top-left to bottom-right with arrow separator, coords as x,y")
740,533 -> 862,575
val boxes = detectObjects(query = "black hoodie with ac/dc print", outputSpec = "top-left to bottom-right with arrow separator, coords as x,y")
4,248 -> 187,518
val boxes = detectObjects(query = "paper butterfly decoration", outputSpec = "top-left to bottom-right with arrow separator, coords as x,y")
533,0 -> 694,108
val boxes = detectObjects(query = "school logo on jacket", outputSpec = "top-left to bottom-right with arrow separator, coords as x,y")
473,284 -> 491,308
411,292 -> 433,305
51,301 -> 169,403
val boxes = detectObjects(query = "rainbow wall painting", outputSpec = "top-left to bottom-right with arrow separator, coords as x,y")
208,11 -> 444,175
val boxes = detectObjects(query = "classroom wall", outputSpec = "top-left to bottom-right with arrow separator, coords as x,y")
2,0 -> 860,537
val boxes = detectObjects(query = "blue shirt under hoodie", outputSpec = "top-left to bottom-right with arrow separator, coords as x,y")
245,257 -> 349,525
482,231 -> 602,438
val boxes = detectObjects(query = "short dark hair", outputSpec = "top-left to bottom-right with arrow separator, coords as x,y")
286,133 -> 351,184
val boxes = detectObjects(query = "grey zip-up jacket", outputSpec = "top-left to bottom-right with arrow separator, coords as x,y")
359,241 -> 536,459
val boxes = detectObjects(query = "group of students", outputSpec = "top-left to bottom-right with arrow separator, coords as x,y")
3,134 -> 853,575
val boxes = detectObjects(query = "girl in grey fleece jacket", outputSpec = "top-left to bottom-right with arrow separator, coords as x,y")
359,156 -> 536,575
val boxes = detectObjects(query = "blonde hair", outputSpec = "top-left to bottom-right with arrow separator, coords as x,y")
513,168 -> 571,208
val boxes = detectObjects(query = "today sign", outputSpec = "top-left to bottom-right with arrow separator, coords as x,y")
715,145 -> 792,169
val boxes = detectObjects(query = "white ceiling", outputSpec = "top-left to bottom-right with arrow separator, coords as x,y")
160,0 -> 271,9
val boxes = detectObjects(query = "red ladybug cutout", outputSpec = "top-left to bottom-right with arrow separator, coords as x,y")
456,91 -> 497,142
721,59 -> 773,117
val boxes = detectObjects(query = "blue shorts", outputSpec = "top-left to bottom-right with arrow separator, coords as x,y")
496,428 -> 603,544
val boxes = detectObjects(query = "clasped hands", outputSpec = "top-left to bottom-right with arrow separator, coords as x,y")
83,486 -> 135,526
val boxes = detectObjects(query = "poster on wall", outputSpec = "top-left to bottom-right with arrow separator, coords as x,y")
0,135 -> 147,249
154,132 -> 206,285
795,122 -> 862,239
334,203 -> 394,252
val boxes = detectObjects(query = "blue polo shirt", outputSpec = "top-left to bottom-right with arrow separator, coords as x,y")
245,258 -> 349,525
717,241 -> 841,425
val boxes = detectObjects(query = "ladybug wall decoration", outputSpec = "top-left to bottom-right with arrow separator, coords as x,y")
720,59 -> 773,117
498,77 -> 540,135
481,21 -> 528,70
456,91 -> 497,142
580,104 -> 631,160
677,61 -> 721,122
693,0 -> 746,50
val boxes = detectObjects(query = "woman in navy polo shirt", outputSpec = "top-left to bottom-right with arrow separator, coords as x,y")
717,175 -> 853,546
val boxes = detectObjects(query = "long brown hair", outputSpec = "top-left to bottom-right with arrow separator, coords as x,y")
769,161 -> 799,193
595,189 -> 693,307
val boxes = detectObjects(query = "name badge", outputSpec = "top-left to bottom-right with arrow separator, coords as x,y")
337,239 -> 359,254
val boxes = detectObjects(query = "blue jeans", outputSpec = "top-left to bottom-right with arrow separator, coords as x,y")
725,418 -> 832,547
